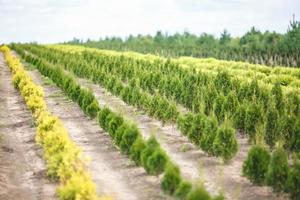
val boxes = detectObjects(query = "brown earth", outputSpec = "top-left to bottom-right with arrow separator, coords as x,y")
0,53 -> 57,200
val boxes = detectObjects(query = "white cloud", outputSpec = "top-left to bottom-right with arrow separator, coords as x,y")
0,0 -> 299,43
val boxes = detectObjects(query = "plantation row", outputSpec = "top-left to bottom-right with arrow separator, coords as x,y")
12,45 -> 225,200
21,44 -> 300,154
175,57 -> 300,91
15,44 -> 239,162
52,44 -> 300,93
0,46 -> 101,200
54,45 -> 300,153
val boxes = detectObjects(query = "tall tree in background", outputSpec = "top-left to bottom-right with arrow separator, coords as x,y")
220,29 -> 231,45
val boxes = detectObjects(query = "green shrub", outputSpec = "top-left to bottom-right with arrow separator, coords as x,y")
85,100 -> 100,118
97,107 -> 112,131
161,163 -> 182,194
120,124 -> 139,154
108,113 -> 124,138
237,83 -> 248,101
287,161 -> 300,200
105,113 -> 117,133
129,137 -> 147,165
213,123 -> 238,161
271,82 -> 285,114
200,117 -> 218,155
214,95 -> 225,123
146,148 -> 168,175
204,85 -> 217,115
114,123 -> 127,145
120,86 -> 131,103
62,76 -> 73,93
233,104 -> 246,130
242,145 -> 271,185
244,102 -> 263,141
177,113 -> 194,136
266,147 -> 289,193
186,185 -> 211,200
286,92 -> 300,116
175,181 -> 192,200
141,136 -> 160,169
247,79 -> 260,99
284,117 -> 300,152
188,113 -> 205,145
82,91 -> 95,112
164,103 -> 179,123
69,83 -> 81,102
214,71 -> 232,95
77,89 -> 87,108
264,105 -> 280,148
223,91 -> 238,116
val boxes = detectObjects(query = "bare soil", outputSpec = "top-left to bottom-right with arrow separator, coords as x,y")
75,77 -> 285,200
0,53 -> 57,200
28,70 -> 169,200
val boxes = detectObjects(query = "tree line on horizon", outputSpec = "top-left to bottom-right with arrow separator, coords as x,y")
68,18 -> 300,67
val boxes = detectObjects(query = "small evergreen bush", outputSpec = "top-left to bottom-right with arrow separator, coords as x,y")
242,145 -> 270,184
175,181 -> 192,200
186,185 -> 211,200
119,124 -> 139,154
213,123 -> 238,161
129,136 -> 147,165
287,161 -> 300,200
266,147 -> 289,193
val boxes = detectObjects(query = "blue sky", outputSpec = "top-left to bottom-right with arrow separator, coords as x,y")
0,0 -> 299,44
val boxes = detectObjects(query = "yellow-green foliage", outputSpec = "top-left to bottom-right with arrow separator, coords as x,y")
0,45 -> 105,200
49,44 -> 300,97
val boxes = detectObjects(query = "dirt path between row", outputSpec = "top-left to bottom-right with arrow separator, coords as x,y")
0,53 -> 57,200
75,77 -> 282,200
28,70 -> 169,200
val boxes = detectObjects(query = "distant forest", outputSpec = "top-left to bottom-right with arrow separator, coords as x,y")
68,18 -> 300,67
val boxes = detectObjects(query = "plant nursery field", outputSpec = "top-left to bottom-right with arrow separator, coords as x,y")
0,44 -> 299,200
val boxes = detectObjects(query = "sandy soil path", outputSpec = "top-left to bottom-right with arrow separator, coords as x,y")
0,53 -> 57,200
28,70 -> 169,200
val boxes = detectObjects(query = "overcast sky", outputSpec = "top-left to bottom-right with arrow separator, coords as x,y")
0,0 -> 299,44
